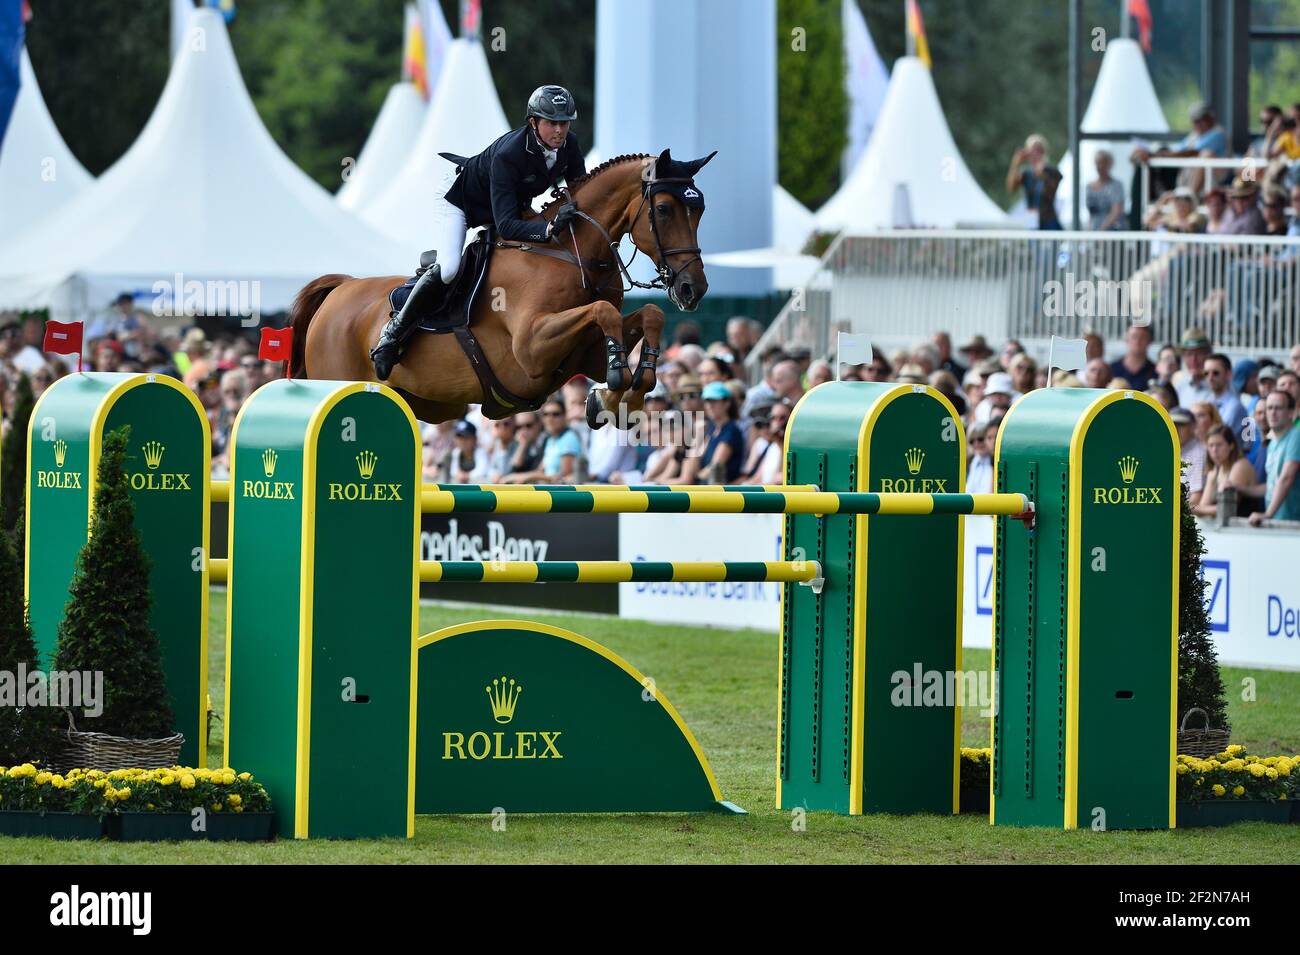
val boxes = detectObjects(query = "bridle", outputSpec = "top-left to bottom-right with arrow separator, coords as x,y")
499,158 -> 703,307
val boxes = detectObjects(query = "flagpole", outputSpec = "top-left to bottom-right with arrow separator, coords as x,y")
1047,337 -> 1056,388
904,1 -> 915,57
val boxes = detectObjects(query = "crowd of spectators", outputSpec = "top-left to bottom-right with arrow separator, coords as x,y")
4,300 -> 1299,528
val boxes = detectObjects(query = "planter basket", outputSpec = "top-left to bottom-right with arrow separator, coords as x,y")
1176,707 -> 1231,759
55,711 -> 184,774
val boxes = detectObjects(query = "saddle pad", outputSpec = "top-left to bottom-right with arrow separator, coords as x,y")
385,230 -> 493,334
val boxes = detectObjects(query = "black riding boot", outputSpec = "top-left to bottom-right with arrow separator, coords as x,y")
371,263 -> 445,381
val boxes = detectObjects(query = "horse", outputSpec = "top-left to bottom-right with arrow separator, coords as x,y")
287,148 -> 715,427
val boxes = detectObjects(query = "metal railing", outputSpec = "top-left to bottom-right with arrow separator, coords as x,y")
747,228 -> 1300,379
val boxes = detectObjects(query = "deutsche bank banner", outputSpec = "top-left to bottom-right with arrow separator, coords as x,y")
959,516 -> 1300,671
618,512 -> 785,630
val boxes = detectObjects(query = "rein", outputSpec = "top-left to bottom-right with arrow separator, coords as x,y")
496,159 -> 702,303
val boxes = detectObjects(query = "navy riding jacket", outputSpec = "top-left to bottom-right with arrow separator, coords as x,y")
441,126 -> 586,243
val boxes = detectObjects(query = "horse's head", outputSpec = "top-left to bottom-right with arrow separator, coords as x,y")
627,148 -> 716,311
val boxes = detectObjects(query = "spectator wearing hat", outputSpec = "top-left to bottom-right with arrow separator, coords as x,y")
974,372 -> 1017,425
1258,363 -> 1281,402
1204,353 -> 1249,434
1247,390 -> 1300,524
959,335 -> 993,365
1109,324 -> 1157,389
1144,186 -> 1206,233
895,363 -> 927,385
1169,407 -> 1205,496
668,381 -> 744,485
449,420 -> 490,483
1233,358 -> 1261,413
1222,178 -> 1266,235
1173,328 -> 1215,408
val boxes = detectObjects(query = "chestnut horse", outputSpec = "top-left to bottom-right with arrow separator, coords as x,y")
287,149 -> 714,426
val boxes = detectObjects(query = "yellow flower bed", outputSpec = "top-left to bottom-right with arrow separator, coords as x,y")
0,765 -> 270,815
1176,746 -> 1297,804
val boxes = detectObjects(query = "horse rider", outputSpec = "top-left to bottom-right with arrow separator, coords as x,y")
370,84 -> 588,380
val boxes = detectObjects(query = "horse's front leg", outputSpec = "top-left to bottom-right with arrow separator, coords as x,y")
513,299 -> 631,389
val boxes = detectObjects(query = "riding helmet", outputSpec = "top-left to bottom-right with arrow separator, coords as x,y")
526,85 -> 578,123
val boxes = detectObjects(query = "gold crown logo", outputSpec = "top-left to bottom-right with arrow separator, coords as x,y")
356,450 -> 378,481
53,439 -> 67,468
262,448 -> 277,478
905,447 -> 925,475
1118,455 -> 1139,484
142,440 -> 165,470
485,676 -> 522,724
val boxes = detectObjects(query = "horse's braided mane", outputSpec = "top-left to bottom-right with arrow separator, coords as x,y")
538,152 -> 652,213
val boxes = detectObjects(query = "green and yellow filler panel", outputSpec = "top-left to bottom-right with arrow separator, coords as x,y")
25,372 -> 210,766
225,380 -> 420,839
993,388 -> 1178,829
778,382 -> 966,815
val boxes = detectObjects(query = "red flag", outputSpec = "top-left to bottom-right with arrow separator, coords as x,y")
42,320 -> 83,371
21,1 -> 31,22
1128,0 -> 1153,53
259,327 -> 293,378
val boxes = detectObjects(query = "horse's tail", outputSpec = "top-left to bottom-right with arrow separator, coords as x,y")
287,273 -> 351,378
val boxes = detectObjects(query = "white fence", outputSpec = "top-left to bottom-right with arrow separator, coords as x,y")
747,229 -> 1300,377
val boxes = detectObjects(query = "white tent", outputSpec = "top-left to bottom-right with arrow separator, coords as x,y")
1056,38 -> 1168,225
0,48 -> 93,233
704,185 -> 819,289
0,9 -> 410,318
336,81 -> 426,211
361,39 -> 510,246
815,56 -> 1006,232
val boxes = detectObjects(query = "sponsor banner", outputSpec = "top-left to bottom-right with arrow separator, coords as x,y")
962,515 -> 995,651
618,512 -> 784,629
958,515 -> 1300,670
419,511 -> 618,613
1197,525 -> 1300,670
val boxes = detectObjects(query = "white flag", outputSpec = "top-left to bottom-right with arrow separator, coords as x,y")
841,0 -> 889,176
421,0 -> 454,96
837,332 -> 873,370
1047,335 -> 1089,379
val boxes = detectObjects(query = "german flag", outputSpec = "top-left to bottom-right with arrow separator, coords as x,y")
906,0 -> 931,69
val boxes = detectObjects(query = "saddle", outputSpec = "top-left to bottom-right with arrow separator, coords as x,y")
387,229 -> 556,420
387,228 -> 493,334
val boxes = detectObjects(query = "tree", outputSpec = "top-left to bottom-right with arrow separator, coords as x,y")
1176,479 -> 1229,732
52,427 -> 175,740
778,0 -> 847,209
0,529 -> 63,767
1,374 -> 34,535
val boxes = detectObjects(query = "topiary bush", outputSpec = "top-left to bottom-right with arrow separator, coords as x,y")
52,426 -> 175,739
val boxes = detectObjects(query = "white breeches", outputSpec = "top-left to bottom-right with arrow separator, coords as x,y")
431,168 -> 468,284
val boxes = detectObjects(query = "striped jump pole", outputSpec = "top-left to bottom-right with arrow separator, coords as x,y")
207,480 -> 819,504
419,559 -> 824,590
421,487 -> 1032,519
